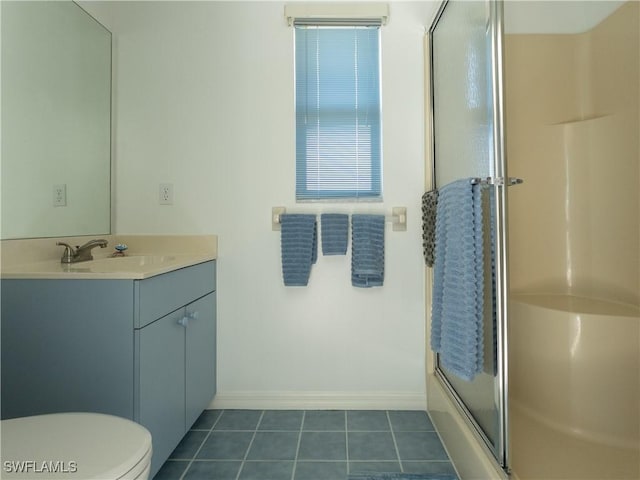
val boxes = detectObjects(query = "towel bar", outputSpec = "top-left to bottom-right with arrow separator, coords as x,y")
272,206 -> 407,231
470,176 -> 523,186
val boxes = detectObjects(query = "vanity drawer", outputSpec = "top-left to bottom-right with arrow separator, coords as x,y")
135,261 -> 216,328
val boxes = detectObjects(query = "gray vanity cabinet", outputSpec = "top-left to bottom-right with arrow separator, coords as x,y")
137,308 -> 185,475
137,291 -> 217,476
1,260 -> 216,478
185,293 -> 217,427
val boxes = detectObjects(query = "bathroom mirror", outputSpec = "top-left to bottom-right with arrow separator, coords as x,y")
1,1 -> 111,240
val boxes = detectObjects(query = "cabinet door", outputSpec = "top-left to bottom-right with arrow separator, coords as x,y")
185,292 -> 217,428
137,309 -> 185,476
1,279 -> 135,420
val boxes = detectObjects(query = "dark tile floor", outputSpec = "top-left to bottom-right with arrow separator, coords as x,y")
153,409 -> 457,480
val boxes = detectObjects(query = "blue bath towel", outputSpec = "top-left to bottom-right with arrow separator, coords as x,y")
280,214 -> 317,286
351,214 -> 385,288
489,187 -> 497,376
321,213 -> 349,255
431,178 -> 485,381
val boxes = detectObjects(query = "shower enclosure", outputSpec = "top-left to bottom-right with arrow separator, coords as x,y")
427,0 -> 511,473
426,1 -> 639,479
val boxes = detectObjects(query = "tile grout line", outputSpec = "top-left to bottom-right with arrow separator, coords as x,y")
234,410 -> 265,480
386,411 -> 404,473
345,411 -> 350,475
178,410 -> 224,480
290,411 -> 306,480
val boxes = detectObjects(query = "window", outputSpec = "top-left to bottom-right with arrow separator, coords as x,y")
295,24 -> 382,201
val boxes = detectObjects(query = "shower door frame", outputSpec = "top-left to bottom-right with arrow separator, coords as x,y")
427,0 -> 510,471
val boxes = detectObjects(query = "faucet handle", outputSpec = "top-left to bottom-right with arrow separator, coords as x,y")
56,242 -> 76,264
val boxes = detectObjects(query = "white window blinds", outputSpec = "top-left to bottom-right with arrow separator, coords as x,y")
295,25 -> 382,201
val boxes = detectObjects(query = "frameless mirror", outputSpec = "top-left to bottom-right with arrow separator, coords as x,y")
1,1 -> 111,240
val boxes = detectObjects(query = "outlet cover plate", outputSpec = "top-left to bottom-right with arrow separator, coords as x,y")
53,184 -> 67,207
159,183 -> 173,205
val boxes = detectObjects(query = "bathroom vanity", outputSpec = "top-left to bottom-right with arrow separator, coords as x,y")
1,251 -> 216,478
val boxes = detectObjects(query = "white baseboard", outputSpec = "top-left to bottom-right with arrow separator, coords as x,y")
209,391 -> 427,411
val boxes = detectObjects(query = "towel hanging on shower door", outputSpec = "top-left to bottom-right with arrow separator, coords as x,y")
430,178 -> 486,381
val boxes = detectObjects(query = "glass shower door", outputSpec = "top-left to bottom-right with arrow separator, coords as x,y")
428,0 -> 509,469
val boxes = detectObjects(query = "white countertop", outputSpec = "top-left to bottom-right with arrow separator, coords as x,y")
1,253 -> 216,280
1,235 -> 217,280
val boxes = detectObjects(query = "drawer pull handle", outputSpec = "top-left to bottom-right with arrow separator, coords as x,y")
177,317 -> 189,327
186,311 -> 199,321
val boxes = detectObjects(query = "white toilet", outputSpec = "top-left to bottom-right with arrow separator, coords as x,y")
1,412 -> 152,479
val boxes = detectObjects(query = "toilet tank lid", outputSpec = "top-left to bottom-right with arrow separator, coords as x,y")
1,412 -> 152,479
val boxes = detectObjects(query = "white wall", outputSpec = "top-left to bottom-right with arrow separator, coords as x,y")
86,1 -> 436,408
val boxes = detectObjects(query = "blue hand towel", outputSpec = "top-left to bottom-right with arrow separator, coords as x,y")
431,178 -> 485,381
321,213 -> 349,255
351,214 -> 385,288
280,214 -> 317,286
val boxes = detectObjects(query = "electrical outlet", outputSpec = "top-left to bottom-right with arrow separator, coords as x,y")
53,184 -> 67,207
159,183 -> 173,205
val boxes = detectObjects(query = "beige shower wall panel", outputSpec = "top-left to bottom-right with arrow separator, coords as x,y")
505,35 -> 587,125
588,1 -> 640,304
589,2 -> 639,121
506,120 -> 568,293
505,34 -> 587,296
505,1 -> 639,305
561,114 -> 638,302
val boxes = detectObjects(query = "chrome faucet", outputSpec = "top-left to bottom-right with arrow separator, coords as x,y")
56,239 -> 108,264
